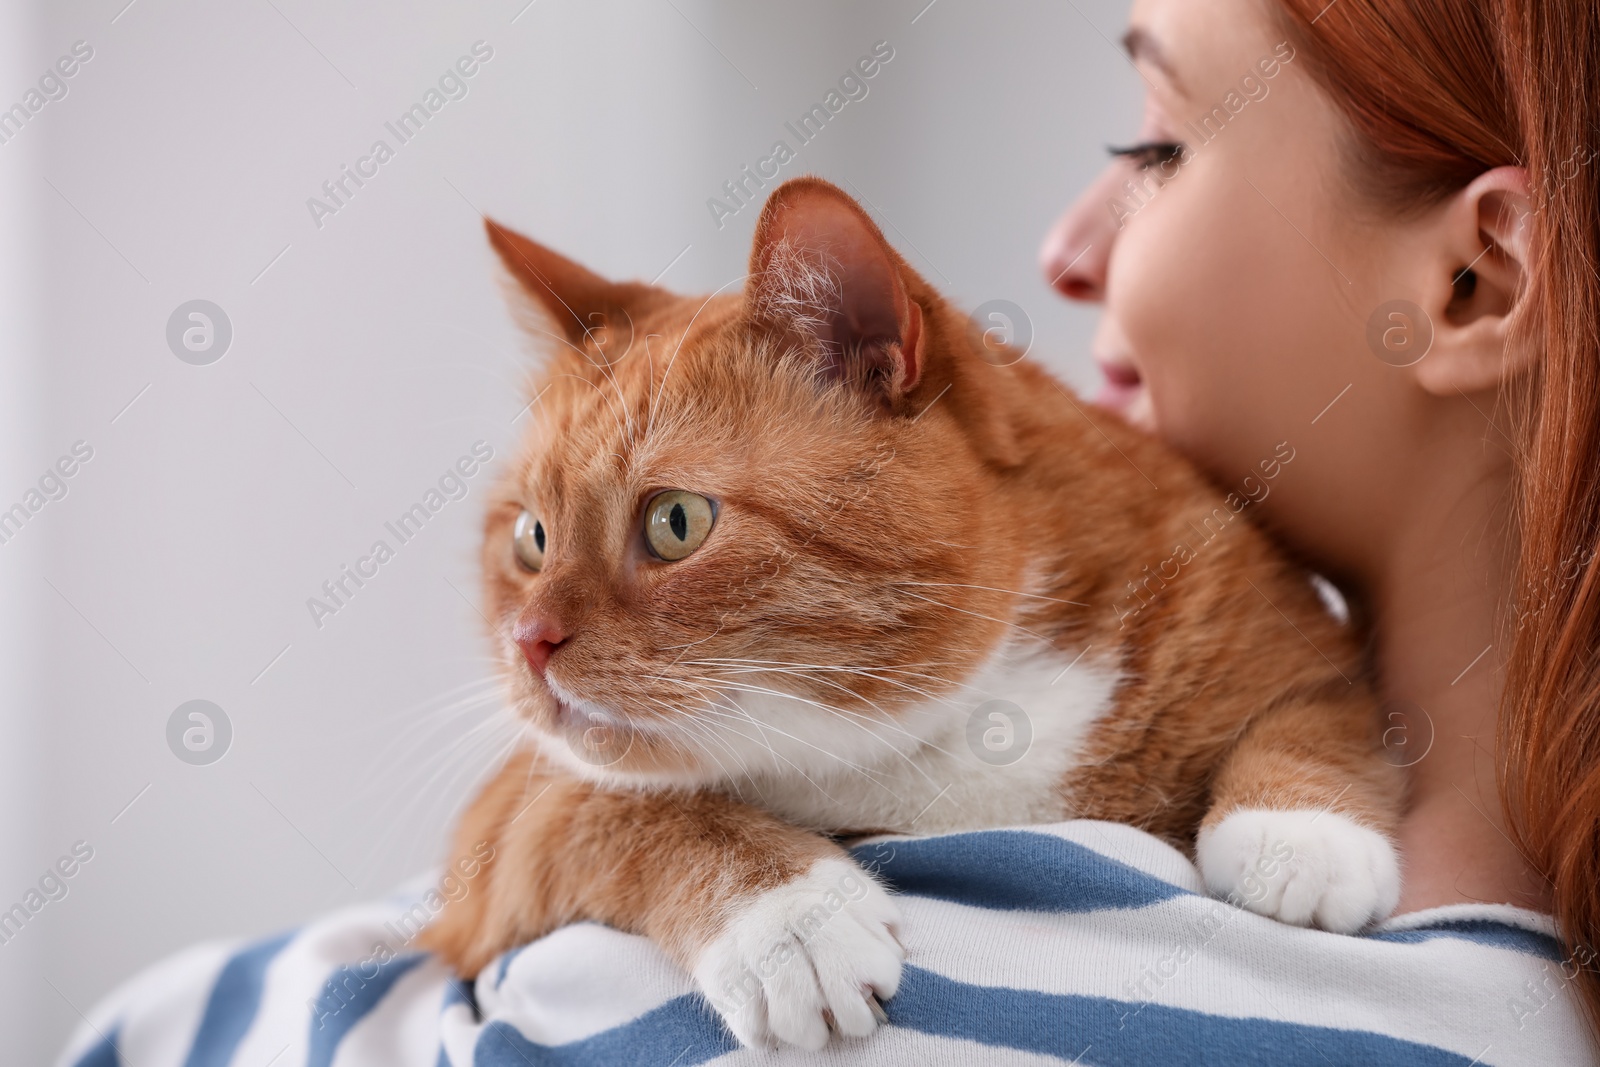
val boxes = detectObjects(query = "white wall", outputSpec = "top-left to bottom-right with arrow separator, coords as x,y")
2,0 -> 1138,1060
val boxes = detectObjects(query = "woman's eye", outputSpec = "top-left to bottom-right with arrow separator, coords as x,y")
644,490 -> 715,561
1108,140 -> 1185,170
512,509 -> 546,571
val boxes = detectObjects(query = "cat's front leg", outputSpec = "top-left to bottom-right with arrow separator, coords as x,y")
420,750 -> 904,1050
1196,684 -> 1405,932
691,854 -> 904,1048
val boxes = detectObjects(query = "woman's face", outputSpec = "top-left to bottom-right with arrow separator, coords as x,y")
1041,0 -> 1432,580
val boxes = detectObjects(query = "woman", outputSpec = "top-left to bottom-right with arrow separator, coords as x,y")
59,0 -> 1600,1063
1040,0 -> 1600,1038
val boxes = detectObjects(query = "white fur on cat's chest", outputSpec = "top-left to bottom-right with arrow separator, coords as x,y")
721,642 -> 1122,835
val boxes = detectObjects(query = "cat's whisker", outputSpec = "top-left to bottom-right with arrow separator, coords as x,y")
579,304 -> 640,434
344,699 -> 510,829
368,681 -> 505,723
642,332 -> 665,438
649,700 -> 752,780
688,666 -> 945,747
683,656 -> 968,712
699,666 -> 902,719
356,676 -> 508,753
638,332 -> 659,450
362,744 -> 508,871
676,719 -> 745,776
669,678 -> 860,790
682,656 -> 961,676
646,273 -> 750,442
640,679 -> 766,777
688,701 -> 820,785
654,617 -> 737,675
667,654 -> 983,761
679,662 -> 991,772
894,580 -> 1090,609
513,267 -> 641,436
685,659 -> 958,706
684,662 -> 966,708
523,319 -> 594,362
692,705 -> 850,802
371,700 -> 516,790
335,674 -> 504,733
353,706 -> 523,878
396,724 -> 534,851
550,369 -> 631,439
690,676 -> 949,790
525,320 -> 643,443
892,587 -> 1052,643
504,720 -> 553,809
364,701 -> 505,759
680,674 -> 929,790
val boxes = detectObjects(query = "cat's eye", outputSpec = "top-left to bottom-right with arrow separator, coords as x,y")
512,509 -> 546,571
644,490 -> 715,561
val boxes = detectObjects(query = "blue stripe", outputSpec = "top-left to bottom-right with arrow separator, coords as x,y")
435,978 -> 479,1067
473,995 -> 735,1066
306,954 -> 428,1067
850,830 -> 1188,913
493,944 -> 528,989
442,975 -> 478,1015
1367,918 -> 1563,961
180,930 -> 296,1067
886,965 -> 1479,1065
468,963 -> 1479,1066
71,1025 -> 122,1067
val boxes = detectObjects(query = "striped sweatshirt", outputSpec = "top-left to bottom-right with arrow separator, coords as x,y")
58,820 -> 1599,1066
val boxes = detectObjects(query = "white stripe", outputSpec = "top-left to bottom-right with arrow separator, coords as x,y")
480,921 -> 694,1044
57,939 -> 233,1067
63,825 -> 1600,1067
329,958 -> 447,1067
229,900 -> 417,1067
893,888 -> 1576,1063
436,995 -> 481,1067
706,1027 -> 1087,1066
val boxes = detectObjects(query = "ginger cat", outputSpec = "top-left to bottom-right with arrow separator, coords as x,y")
420,177 -> 1403,1050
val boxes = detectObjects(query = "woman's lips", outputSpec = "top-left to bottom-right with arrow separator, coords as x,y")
1092,358 -> 1144,413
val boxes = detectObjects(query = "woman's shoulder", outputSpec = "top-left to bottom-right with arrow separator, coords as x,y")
60,821 -> 1597,1067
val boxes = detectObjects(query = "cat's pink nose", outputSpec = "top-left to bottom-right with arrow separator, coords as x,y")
513,615 -> 568,678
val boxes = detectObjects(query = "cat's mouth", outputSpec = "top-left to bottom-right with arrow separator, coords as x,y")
538,676 -> 631,769
543,674 -> 626,731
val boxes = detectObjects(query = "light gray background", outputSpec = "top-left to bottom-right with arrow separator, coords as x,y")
0,1 -> 1138,1060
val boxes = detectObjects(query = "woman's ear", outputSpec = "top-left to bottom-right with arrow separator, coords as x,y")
1411,166 -> 1537,396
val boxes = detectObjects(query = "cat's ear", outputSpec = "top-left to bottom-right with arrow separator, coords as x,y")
745,178 -> 924,399
485,219 -> 652,362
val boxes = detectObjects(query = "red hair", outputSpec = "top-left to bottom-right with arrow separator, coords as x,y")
1273,0 -> 1600,1030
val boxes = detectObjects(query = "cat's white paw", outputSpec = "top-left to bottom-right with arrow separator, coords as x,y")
1197,808 -> 1400,933
692,857 -> 904,1050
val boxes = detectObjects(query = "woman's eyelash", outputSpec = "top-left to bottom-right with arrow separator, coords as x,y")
1108,141 -> 1185,169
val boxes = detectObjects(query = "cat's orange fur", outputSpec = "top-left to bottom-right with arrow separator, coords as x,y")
420,177 -> 1403,1049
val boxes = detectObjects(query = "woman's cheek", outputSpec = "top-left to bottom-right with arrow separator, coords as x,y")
1103,170 -> 1295,470
1105,188 -> 1231,439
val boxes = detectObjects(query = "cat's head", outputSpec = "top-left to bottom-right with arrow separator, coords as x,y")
483,177 -> 1035,787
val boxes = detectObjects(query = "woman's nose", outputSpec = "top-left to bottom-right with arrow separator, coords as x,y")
1039,161 -> 1129,303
